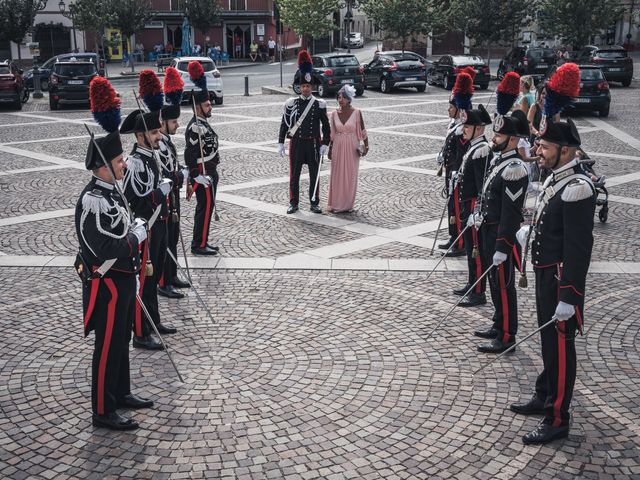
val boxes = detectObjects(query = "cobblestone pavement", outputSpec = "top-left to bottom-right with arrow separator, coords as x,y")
1,83 -> 640,479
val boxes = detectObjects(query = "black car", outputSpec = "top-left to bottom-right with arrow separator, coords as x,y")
48,59 -> 98,110
427,55 -> 490,90
304,53 -> 365,98
497,47 -> 556,83
25,52 -> 105,91
564,66 -> 611,117
572,45 -> 633,87
362,51 -> 427,93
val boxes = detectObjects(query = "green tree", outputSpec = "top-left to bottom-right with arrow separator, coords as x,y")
277,0 -> 340,50
361,0 -> 447,52
538,0 -> 624,49
183,0 -> 222,45
73,0 -> 114,69
0,0 -> 43,60
108,0 -> 153,71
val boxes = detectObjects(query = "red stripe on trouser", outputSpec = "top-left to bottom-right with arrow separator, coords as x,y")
97,278 -> 118,415
159,217 -> 169,287
200,186 -> 212,248
453,187 -> 462,248
135,235 -> 150,337
553,325 -> 567,427
498,264 -> 510,342
289,140 -> 294,201
512,244 -> 522,272
83,278 -> 101,332
469,198 -> 481,293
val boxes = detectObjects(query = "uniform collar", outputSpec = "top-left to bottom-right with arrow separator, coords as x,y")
195,115 -> 209,122
470,135 -> 486,146
552,158 -> 578,175
92,176 -> 115,190
498,148 -> 519,161
299,94 -> 313,101
134,143 -> 154,157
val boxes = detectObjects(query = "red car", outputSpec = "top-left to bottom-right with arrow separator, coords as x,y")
0,60 -> 26,110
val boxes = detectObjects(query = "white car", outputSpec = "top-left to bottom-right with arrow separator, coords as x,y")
343,32 -> 364,49
170,56 -> 223,105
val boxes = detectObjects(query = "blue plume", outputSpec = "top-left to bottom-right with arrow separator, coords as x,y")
496,92 -> 518,116
544,88 -> 572,117
165,90 -> 183,106
299,62 -> 313,76
193,75 -> 207,92
454,94 -> 472,111
143,92 -> 164,112
92,108 -> 121,134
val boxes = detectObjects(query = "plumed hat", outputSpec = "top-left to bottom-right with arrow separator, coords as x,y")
188,60 -> 210,104
138,69 -> 164,113
120,109 -> 162,134
451,72 -> 474,111
461,103 -> 491,126
539,118 -> 581,147
540,63 -> 580,136
162,66 -> 183,120
293,50 -> 317,86
493,109 -> 530,138
86,77 -> 123,170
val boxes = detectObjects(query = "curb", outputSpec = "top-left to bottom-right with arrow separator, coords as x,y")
103,62 -> 260,82
262,85 -> 292,95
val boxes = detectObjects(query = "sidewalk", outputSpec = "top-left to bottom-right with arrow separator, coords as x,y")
103,60 -> 260,81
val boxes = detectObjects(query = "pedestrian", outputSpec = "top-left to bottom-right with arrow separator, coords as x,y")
78,77 -> 153,430
121,70 -> 177,351
510,63 -> 593,446
268,36 -> 276,62
516,75 -> 535,114
157,67 -> 190,299
165,42 -> 173,56
436,74 -> 472,257
184,61 -> 220,255
453,75 -> 492,307
234,34 -> 242,59
473,71 -> 530,354
258,42 -> 268,62
249,40 -> 258,62
278,50 -> 330,214
327,84 -> 368,213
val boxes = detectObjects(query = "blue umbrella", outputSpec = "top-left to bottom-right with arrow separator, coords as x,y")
181,17 -> 191,56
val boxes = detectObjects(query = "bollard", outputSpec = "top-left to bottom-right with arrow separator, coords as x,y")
244,75 -> 249,96
32,66 -> 43,99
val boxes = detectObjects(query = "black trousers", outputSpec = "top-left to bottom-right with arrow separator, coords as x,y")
192,168 -> 219,249
289,138 -> 320,207
481,224 -> 518,343
534,266 -> 581,427
135,220 -> 167,337
161,192 -> 181,287
460,199 -> 485,294
447,184 -> 464,248
87,274 -> 135,415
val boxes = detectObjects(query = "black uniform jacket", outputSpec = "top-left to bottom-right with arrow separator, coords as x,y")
158,133 -> 185,208
184,115 -> 219,179
480,149 -> 529,254
457,135 -> 492,202
278,95 -> 331,145
123,143 -> 168,221
532,159 -> 596,305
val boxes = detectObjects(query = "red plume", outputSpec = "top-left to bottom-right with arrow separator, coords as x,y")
547,63 -> 580,98
453,72 -> 474,96
460,66 -> 476,80
164,67 -> 184,93
188,60 -> 205,81
90,76 -> 120,113
297,49 -> 312,66
138,69 -> 162,98
497,71 -> 521,96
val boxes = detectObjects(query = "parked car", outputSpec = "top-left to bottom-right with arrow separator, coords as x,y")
295,53 -> 364,97
171,56 -> 223,105
427,54 -> 490,90
342,32 -> 364,49
546,65 -> 611,117
572,45 -> 633,87
362,51 -> 427,93
48,58 -> 98,110
25,52 -> 105,91
497,47 -> 556,83
0,60 -> 27,110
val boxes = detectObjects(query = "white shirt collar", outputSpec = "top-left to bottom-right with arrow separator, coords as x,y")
93,176 -> 114,190
552,158 -> 578,174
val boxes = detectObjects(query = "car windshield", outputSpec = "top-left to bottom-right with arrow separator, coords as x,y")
0,66 -> 10,74
580,69 -> 603,80
597,50 -> 627,58
348,33 -> 360,38
452,55 -> 483,65
529,49 -> 555,59
178,61 -> 215,72
54,63 -> 97,76
328,56 -> 359,67
389,53 -> 420,62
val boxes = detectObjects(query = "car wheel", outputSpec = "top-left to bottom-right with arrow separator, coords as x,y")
21,89 -> 29,104
293,84 -> 301,95
599,105 -> 610,117
416,84 -> 426,93
49,96 -> 58,110
13,96 -> 22,110
497,65 -> 505,80
380,77 -> 391,93
355,87 -> 364,97
598,206 -> 608,223
621,78 -> 631,87
478,83 -> 489,90
426,71 -> 435,86
214,96 -> 223,105
317,84 -> 327,98
443,75 -> 453,90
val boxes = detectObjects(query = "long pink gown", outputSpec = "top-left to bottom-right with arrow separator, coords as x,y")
327,108 -> 367,213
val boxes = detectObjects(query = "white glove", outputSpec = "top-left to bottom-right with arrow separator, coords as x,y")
555,301 -> 575,322
516,225 -> 531,248
131,218 -> 147,244
194,174 -> 211,186
492,251 -> 507,266
319,145 -> 329,157
278,143 -> 286,157
159,178 -> 173,196
466,212 -> 483,229
181,167 -> 189,181
136,275 -> 140,294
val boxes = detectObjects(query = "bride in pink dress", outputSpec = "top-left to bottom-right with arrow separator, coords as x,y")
327,85 -> 369,213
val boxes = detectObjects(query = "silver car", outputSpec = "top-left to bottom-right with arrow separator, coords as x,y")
170,56 -> 224,105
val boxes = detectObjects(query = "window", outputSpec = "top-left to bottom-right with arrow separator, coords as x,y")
327,56 -> 359,67
0,65 -> 10,74
178,60 -> 215,72
312,57 -> 324,68
596,50 -> 627,59
54,63 -> 97,76
580,69 -> 603,80
229,0 -> 245,10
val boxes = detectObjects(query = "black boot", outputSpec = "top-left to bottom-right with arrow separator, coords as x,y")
287,204 -> 299,214
118,393 -> 154,409
92,412 -> 139,430
133,335 -> 164,350
510,395 -> 546,416
156,323 -> 177,334
206,244 -> 220,252
458,293 -> 486,307
158,285 -> 185,299
477,337 -> 515,353
452,284 -> 472,296
522,422 -> 569,445
191,245 -> 218,256
474,326 -> 498,339
444,247 -> 466,257
310,205 -> 322,214
172,277 -> 191,289
438,238 -> 453,250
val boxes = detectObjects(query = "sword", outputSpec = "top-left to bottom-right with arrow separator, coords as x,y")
473,316 -> 558,376
424,264 -> 494,341
311,154 -> 325,203
136,293 -> 184,383
425,224 -> 470,281
191,93 -> 220,221
147,204 -> 163,229
430,192 -> 450,256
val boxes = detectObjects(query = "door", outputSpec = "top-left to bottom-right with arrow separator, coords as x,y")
364,58 -> 380,86
437,56 -> 451,83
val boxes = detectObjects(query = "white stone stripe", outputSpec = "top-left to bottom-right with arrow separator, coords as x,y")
0,254 -> 638,274
603,170 -> 640,187
0,164 -> 75,177
0,145 -> 81,167
588,151 -> 640,162
0,120 -> 60,128
587,117 -> 640,152
0,209 -> 75,227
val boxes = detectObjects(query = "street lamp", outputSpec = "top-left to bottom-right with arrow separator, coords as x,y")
30,0 -> 48,99
339,0 -> 359,54
58,0 -> 79,53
